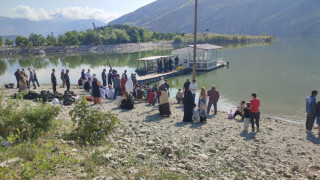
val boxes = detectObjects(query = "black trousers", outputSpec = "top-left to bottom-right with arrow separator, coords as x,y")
175,62 -> 178,67
34,78 -> 40,87
16,78 -> 20,88
306,113 -> 316,131
233,110 -> 243,119
66,81 -> 70,91
250,112 -> 260,131
52,82 -> 57,92
103,79 -> 107,86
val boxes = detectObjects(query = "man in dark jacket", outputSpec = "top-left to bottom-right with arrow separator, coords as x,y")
64,69 -> 70,91
207,85 -> 220,115
14,69 -> 20,88
102,69 -> 107,86
51,69 -> 57,93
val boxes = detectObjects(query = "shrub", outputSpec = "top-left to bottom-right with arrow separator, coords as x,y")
173,35 -> 183,43
69,96 -> 120,145
0,91 -> 60,141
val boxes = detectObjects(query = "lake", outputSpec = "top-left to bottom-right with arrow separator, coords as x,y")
1,37 -> 319,124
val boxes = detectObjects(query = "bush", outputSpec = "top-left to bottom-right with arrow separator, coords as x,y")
0,91 -> 60,141
69,96 -> 120,145
173,35 -> 184,43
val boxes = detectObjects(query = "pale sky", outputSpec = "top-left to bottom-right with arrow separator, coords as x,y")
0,0 -> 157,23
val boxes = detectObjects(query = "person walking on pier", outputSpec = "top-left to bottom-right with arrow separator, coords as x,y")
51,69 -> 57,93
306,90 -> 317,132
175,56 -> 179,68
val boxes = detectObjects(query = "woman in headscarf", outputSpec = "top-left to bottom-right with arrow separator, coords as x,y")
92,77 -> 102,105
125,77 -> 134,94
158,84 -> 171,117
121,75 -> 126,93
19,71 -> 27,92
199,86 -> 208,123
183,89 -> 194,122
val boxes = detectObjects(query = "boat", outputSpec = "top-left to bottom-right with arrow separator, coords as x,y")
171,43 -> 229,71
136,43 -> 229,85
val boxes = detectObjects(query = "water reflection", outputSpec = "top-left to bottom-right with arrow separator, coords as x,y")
0,60 -> 7,75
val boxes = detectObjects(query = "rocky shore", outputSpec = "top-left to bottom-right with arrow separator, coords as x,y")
2,85 -> 320,179
0,41 -> 179,58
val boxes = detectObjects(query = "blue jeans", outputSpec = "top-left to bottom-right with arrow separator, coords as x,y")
192,94 -> 196,102
207,101 -> 217,115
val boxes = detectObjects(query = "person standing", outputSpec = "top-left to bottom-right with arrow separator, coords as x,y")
159,59 -> 163,73
175,56 -> 179,68
18,72 -> 27,92
183,90 -> 194,122
168,58 -> 173,71
86,69 -> 92,84
60,69 -> 65,88
92,77 -> 102,105
158,85 -> 171,117
207,85 -> 220,115
315,101 -> 320,136
14,69 -> 20,88
102,69 -> 107,87
113,74 -> 121,100
120,75 -> 127,93
81,69 -> 86,80
33,70 -> 40,87
183,79 -> 190,93
122,70 -> 127,80
107,70 -> 113,86
306,90 -> 318,132
28,67 -> 36,89
250,93 -> 261,132
64,69 -> 70,91
164,79 -> 170,90
51,69 -> 57,93
159,77 -> 165,87
189,80 -> 197,102
199,87 -> 208,123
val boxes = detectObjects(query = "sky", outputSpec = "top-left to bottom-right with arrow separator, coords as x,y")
0,0 -> 157,23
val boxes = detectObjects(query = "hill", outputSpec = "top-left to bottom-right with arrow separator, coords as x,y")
109,0 -> 320,36
0,16 -> 106,36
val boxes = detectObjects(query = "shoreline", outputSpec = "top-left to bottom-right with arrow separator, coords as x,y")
0,39 -> 274,58
2,84 -> 320,179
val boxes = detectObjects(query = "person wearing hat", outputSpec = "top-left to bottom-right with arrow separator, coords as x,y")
207,85 -> 220,115
64,69 -> 70,91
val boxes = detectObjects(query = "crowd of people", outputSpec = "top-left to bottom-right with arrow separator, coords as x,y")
14,68 -> 40,92
156,56 -> 180,73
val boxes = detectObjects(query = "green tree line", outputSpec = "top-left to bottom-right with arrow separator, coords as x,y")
9,25 -> 184,47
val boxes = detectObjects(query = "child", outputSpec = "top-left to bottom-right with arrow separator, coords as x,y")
243,103 -> 251,131
234,101 -> 245,120
316,101 -> 320,136
175,89 -> 184,104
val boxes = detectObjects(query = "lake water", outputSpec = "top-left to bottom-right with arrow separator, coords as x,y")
1,37 -> 320,123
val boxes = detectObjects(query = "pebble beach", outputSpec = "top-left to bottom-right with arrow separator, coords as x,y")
3,84 -> 320,179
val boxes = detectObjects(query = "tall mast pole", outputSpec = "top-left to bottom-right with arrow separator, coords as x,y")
192,0 -> 198,81
93,22 -> 112,70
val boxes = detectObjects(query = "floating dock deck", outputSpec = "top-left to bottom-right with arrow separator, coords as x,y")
137,61 -> 228,85
137,68 -> 191,85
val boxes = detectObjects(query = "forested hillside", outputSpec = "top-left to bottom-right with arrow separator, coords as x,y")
109,0 -> 320,36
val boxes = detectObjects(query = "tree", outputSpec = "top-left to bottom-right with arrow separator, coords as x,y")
28,33 -> 46,46
0,36 -> 3,46
63,31 -> 80,45
15,36 -> 28,46
113,29 -> 130,43
47,33 -> 57,46
173,35 -> 183,43
5,38 -> 14,46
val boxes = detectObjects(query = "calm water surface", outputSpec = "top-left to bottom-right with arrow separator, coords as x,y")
1,37 -> 319,123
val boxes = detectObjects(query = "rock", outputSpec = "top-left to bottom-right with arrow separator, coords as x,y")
169,167 -> 177,172
161,146 -> 174,156
129,168 -> 139,174
0,158 -> 22,167
284,173 -> 292,178
146,141 -> 155,146
193,143 -> 202,148
309,165 -> 320,170
137,153 -> 146,160
72,148 -> 78,153
199,154 -> 209,160
103,154 -> 113,161
291,165 -> 299,172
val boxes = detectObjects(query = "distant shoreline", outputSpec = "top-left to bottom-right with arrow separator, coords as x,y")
0,38 -> 274,58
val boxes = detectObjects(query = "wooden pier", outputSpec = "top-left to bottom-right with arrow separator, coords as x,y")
137,68 -> 192,85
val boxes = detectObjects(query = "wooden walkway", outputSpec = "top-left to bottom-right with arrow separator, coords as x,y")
137,69 -> 191,85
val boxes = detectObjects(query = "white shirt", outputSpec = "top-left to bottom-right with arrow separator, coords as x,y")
189,83 -> 197,94
86,72 -> 91,79
159,79 -> 165,87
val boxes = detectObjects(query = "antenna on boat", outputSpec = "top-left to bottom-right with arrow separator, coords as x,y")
192,0 -> 198,81
93,22 -> 112,70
